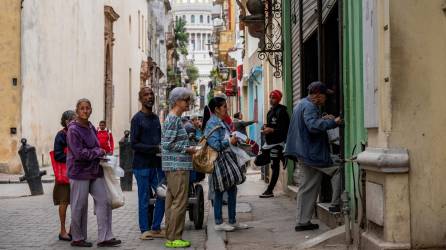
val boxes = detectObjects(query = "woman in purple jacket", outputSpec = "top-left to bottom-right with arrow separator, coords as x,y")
67,98 -> 121,248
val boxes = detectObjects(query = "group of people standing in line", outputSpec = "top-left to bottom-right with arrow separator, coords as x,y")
51,80 -> 342,248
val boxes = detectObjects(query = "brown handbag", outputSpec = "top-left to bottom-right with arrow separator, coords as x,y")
192,126 -> 221,173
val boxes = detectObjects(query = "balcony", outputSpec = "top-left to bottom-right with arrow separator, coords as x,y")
218,31 -> 235,52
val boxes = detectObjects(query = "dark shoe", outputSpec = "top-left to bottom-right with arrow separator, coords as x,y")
71,240 -> 93,247
98,238 -> 122,247
58,233 -> 72,241
259,191 -> 274,198
295,222 -> 319,231
329,204 -> 341,213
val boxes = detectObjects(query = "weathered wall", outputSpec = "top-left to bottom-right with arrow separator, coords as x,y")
0,0 -> 22,173
388,0 -> 446,248
104,0 -> 149,137
21,0 -> 148,168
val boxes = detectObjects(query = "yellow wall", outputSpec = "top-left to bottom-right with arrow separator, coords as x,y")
388,0 -> 446,248
0,0 -> 22,173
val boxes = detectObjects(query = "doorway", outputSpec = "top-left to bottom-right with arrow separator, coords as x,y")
104,6 -> 119,129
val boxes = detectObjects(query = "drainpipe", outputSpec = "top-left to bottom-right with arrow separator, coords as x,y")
338,0 -> 351,244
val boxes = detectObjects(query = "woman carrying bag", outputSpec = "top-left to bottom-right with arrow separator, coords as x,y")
51,110 -> 76,242
67,98 -> 121,248
203,97 -> 249,232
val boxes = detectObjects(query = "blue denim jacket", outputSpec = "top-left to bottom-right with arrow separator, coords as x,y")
284,97 -> 338,167
204,115 -> 231,152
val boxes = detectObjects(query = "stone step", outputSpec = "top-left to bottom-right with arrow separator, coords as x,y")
316,202 -> 344,229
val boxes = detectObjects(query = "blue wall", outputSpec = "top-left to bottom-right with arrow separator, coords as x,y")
247,66 -> 264,144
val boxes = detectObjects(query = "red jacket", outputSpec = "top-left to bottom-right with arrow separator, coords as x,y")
97,128 -> 114,154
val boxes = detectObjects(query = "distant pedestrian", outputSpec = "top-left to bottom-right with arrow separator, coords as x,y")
131,87 -> 165,240
259,90 -> 290,198
96,120 -> 114,155
52,110 -> 76,242
233,112 -> 257,135
184,114 -> 203,144
284,81 -> 342,231
162,87 -> 197,248
67,98 -> 121,247
203,97 -> 249,232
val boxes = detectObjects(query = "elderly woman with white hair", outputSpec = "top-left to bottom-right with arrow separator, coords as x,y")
161,87 -> 197,248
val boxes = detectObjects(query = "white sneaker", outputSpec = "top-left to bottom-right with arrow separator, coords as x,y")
214,222 -> 235,231
230,223 -> 250,230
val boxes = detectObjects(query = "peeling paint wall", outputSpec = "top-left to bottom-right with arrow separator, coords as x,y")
20,0 -> 148,170
388,0 -> 446,247
0,0 -> 22,173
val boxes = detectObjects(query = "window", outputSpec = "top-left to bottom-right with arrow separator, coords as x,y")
129,68 -> 132,121
200,15 -> 203,23
191,15 -> 195,23
182,15 -> 186,21
142,15 -> 145,52
138,11 -> 141,48
129,15 -> 132,34
175,16 -> 178,22
207,15 -> 210,23
191,33 -> 196,51
197,33 -> 201,51
207,34 -> 211,47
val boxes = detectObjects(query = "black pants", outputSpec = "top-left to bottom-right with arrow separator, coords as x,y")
266,146 -> 284,193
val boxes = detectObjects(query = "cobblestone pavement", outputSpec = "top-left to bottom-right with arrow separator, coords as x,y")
0,182 -> 208,250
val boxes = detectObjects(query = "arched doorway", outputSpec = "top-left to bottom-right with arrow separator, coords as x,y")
104,6 -> 119,129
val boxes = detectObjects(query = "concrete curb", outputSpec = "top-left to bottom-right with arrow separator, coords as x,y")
0,179 -> 54,184
205,202 -> 227,250
296,226 -> 346,249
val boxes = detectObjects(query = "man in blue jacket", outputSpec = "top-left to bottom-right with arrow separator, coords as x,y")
284,81 -> 342,231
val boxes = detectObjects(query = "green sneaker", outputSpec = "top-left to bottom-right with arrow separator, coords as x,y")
165,239 -> 191,248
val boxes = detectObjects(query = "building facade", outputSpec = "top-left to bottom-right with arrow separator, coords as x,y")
0,0 -> 22,173
172,0 -> 214,112
0,0 -> 153,173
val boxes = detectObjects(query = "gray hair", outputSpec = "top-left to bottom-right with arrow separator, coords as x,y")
76,98 -> 91,109
168,87 -> 194,108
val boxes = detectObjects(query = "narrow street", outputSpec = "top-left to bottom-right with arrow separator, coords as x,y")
0,168 -> 347,250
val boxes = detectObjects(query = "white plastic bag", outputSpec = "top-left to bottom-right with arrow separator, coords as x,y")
102,155 -> 124,177
225,131 -> 253,167
101,157 -> 125,209
230,144 -> 253,167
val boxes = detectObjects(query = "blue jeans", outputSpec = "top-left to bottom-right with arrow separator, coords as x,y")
214,185 -> 237,225
133,168 -> 165,232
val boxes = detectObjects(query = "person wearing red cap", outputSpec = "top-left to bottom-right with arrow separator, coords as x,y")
259,90 -> 290,198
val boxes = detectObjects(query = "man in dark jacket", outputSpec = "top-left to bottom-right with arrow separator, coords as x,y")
284,81 -> 342,231
131,87 -> 165,239
259,90 -> 290,198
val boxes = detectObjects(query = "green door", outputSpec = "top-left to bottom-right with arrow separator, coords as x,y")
342,0 -> 366,222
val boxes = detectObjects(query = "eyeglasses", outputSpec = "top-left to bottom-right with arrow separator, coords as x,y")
183,98 -> 192,103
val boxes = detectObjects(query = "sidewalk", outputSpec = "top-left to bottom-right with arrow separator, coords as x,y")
0,166 -> 55,184
206,168 -> 349,250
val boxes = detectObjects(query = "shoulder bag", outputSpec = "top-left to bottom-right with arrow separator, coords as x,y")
192,125 -> 221,173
